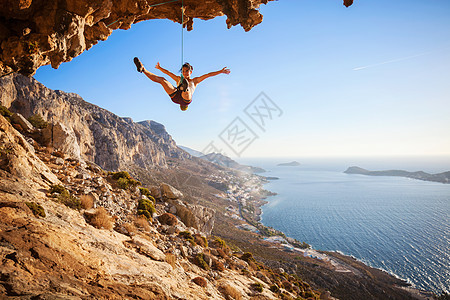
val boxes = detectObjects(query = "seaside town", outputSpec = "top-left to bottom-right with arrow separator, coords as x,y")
204,165 -> 359,275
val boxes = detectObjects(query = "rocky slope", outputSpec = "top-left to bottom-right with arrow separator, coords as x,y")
0,97 -> 321,299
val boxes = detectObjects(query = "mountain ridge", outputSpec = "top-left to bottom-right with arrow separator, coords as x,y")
1,73 -> 189,171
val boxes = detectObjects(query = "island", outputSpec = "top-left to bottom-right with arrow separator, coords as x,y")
344,166 -> 450,184
277,161 -> 301,167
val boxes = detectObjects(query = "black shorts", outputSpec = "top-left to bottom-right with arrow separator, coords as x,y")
170,89 -> 191,106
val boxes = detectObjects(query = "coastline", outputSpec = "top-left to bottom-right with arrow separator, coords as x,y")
241,174 -> 436,299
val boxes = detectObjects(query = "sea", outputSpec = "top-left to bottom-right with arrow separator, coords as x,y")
239,156 -> 450,294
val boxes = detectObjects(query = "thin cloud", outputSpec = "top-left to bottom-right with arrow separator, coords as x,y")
353,50 -> 435,71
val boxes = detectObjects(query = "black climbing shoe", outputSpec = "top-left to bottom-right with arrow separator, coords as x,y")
133,57 -> 144,73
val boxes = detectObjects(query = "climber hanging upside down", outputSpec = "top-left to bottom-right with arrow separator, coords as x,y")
133,57 -> 230,111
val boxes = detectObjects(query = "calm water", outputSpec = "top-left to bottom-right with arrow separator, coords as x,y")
241,157 -> 450,294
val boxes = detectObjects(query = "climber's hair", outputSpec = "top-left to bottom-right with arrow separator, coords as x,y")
180,63 -> 193,72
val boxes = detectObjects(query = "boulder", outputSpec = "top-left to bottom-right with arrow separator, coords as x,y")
150,186 -> 162,200
168,200 -> 215,235
158,213 -> 178,226
42,122 -> 82,161
160,183 -> 183,200
11,113 -> 34,132
129,236 -> 166,262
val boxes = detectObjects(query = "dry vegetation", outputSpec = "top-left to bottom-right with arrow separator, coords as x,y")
220,283 -> 242,300
134,216 -> 151,231
79,194 -> 94,210
85,207 -> 113,230
192,276 -> 207,287
165,253 -> 176,269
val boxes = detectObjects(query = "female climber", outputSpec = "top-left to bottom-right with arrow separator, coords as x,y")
133,57 -> 230,111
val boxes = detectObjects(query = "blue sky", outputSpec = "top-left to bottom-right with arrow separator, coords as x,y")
34,0 -> 450,158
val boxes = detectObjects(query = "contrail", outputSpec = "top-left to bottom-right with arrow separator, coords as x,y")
353,51 -> 434,71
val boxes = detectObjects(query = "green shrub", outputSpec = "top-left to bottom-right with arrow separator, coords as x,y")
110,171 -> 131,180
27,114 -> 48,129
194,234 -> 208,248
25,202 -> 46,218
117,177 -> 129,189
58,190 -> 81,210
137,209 -> 151,220
270,285 -> 280,293
137,198 -> 155,220
49,184 -> 66,194
49,184 -> 81,209
251,282 -> 263,293
0,106 -> 13,118
241,252 -> 255,263
179,231 -> 196,245
194,253 -> 209,270
139,187 -> 155,203
137,198 -> 155,214
110,171 -> 141,190
213,236 -> 227,249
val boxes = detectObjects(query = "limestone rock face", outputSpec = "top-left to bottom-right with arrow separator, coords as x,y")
0,73 -> 189,171
0,0 -> 283,77
0,114 -> 59,188
169,200 -> 215,235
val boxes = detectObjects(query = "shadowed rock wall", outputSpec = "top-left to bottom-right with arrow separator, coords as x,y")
0,0 -> 355,77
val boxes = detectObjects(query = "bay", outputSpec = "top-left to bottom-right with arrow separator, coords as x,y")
241,157 -> 450,294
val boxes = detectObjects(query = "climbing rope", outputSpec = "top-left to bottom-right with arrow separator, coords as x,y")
180,0 -> 185,81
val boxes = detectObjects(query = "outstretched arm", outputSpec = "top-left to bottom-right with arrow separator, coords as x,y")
155,62 -> 180,82
193,67 -> 230,85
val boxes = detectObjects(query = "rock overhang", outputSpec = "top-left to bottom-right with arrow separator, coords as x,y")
0,0 -> 353,77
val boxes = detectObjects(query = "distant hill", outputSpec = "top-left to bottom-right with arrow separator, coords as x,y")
200,153 -> 265,174
344,166 -> 450,184
179,145 -> 204,157
277,161 -> 301,167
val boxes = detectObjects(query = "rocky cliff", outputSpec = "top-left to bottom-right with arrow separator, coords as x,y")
0,73 -> 189,171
